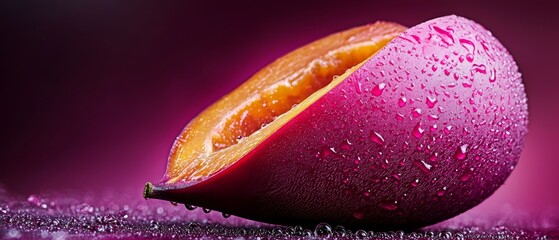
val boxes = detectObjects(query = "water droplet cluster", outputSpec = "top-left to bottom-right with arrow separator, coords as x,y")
263,15 -> 528,228
0,189 -> 554,239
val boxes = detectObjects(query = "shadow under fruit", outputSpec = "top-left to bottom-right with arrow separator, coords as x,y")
144,15 -> 528,230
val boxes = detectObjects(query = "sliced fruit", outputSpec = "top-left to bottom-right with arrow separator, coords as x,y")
145,15 -> 528,230
163,22 -> 406,183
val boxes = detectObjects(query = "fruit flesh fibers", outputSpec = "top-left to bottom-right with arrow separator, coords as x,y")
165,22 -> 406,183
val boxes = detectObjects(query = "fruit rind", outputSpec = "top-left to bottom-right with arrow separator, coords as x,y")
146,15 -> 527,231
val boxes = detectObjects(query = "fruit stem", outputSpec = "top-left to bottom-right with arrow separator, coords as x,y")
143,182 -> 154,199
143,181 -> 174,201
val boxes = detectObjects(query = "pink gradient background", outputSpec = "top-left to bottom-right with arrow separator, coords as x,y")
1,0 -> 557,222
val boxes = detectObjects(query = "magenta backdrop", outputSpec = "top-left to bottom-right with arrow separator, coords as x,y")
1,0 -> 557,220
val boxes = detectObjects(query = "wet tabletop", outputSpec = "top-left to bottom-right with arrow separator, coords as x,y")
0,188 -> 557,239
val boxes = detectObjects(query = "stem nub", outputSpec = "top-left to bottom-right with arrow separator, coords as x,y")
143,182 -> 154,199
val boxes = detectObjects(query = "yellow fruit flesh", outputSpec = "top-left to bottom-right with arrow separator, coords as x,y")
165,23 -> 406,184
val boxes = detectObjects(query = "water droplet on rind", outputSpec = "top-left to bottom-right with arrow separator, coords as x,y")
436,187 -> 448,196
459,38 -> 475,53
371,83 -> 386,96
369,131 -> 385,145
185,204 -> 197,210
455,144 -> 469,160
379,201 -> 398,211
460,170 -> 473,181
412,123 -> 425,138
466,53 -> 474,62
398,97 -> 407,107
414,160 -> 432,174
426,96 -> 438,108
353,211 -> 364,220
319,146 -> 336,159
354,81 -> 362,93
412,108 -> 422,118
340,139 -> 352,151
489,68 -> 497,82
472,64 -> 487,74
431,25 -> 455,45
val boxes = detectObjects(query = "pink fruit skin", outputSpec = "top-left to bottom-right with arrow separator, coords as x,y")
151,15 -> 528,230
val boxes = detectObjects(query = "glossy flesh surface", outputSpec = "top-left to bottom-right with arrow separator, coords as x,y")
165,22 -> 406,183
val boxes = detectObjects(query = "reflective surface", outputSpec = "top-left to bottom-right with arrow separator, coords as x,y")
1,188 -> 557,239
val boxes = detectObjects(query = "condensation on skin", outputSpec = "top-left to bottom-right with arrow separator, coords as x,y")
298,15 -> 527,224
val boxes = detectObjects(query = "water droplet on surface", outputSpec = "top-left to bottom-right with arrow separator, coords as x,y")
222,213 -> 231,218
7,229 -> 21,238
427,115 -> 439,121
466,53 -> 474,62
340,139 -> 352,151
314,223 -> 333,237
426,96 -> 438,108
489,68 -> 497,82
412,108 -> 422,118
431,25 -> 455,45
353,211 -> 364,220
398,97 -> 407,107
429,152 -> 438,161
202,208 -> 211,213
320,146 -> 336,159
369,131 -> 385,145
411,34 -> 421,44
354,82 -> 362,93
333,225 -> 347,237
415,160 -> 432,174
395,113 -> 405,121
444,125 -> 453,134
355,230 -> 368,238
430,124 -> 438,132
412,123 -> 425,138
371,83 -> 386,96
455,144 -> 469,160
472,64 -> 487,74
185,204 -> 197,210
459,38 -> 475,53
460,170 -> 473,181
436,187 -> 448,196
410,178 -> 420,187
380,201 -> 398,211
27,195 -> 39,204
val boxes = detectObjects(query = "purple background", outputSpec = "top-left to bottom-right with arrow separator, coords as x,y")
1,0 -> 557,218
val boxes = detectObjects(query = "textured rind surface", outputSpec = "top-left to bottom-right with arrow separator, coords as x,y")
156,15 -> 528,230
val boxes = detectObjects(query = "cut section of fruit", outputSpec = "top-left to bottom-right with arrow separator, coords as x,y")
163,22 -> 406,183
144,15 -> 527,231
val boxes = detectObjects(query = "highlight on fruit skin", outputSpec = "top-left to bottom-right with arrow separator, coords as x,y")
144,15 -> 528,230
